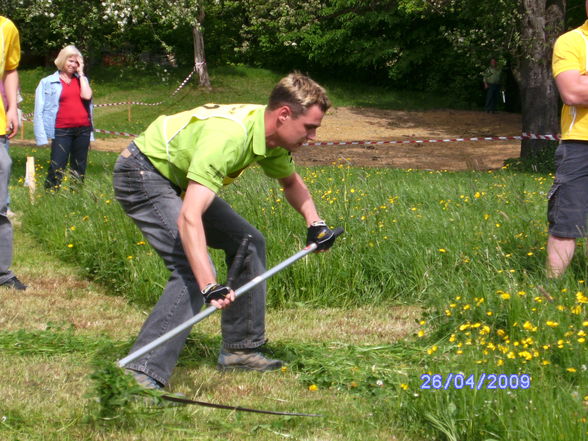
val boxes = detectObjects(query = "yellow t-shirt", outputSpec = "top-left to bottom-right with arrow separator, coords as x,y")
134,104 -> 295,192
0,16 -> 21,136
553,20 -> 588,140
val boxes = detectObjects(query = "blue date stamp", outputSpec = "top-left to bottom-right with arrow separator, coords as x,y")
420,373 -> 531,390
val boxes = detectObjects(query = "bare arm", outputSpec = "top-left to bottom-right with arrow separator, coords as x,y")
76,57 -> 92,100
3,69 -> 19,138
279,172 -> 322,226
555,70 -> 588,106
178,180 -> 234,308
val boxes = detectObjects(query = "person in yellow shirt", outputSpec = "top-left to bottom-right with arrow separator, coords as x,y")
0,16 -> 26,290
113,73 -> 340,391
547,1 -> 588,277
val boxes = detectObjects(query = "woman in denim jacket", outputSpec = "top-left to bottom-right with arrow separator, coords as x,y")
34,45 -> 93,189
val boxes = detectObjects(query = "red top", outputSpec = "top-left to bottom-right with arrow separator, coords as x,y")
55,77 -> 90,128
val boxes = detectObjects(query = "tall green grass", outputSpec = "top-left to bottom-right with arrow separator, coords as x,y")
8,147 -> 588,441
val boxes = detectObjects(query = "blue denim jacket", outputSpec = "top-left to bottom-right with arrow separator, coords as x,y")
33,71 -> 94,145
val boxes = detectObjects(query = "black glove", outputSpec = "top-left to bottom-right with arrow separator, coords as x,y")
201,283 -> 231,304
306,220 -> 337,251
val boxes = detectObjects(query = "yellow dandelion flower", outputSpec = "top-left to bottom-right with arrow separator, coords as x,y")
70,225 -> 76,231
541,360 -> 551,365
417,330 -> 425,337
400,383 -> 409,390
576,292 -> 588,303
566,368 -> 577,373
308,384 -> 318,391
496,359 -> 504,366
281,366 -> 287,373
67,243 -> 74,248
427,345 -> 438,355
546,321 -> 559,327
500,293 -> 511,300
571,305 -> 582,314
438,248 -> 447,253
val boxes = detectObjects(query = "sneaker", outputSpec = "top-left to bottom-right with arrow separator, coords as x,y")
124,368 -> 163,390
0,276 -> 27,291
217,348 -> 283,372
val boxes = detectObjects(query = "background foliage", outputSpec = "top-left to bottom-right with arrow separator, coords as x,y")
0,0 -> 536,107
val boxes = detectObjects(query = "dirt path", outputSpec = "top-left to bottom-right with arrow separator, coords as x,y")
21,107 -> 522,170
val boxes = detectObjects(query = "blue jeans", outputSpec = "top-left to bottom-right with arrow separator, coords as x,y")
113,142 -> 267,385
45,126 -> 91,189
4,139 -> 9,208
0,136 -> 14,284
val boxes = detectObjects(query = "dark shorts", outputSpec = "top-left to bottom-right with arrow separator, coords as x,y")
548,141 -> 588,238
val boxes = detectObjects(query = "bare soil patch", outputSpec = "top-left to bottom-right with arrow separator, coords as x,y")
20,107 -> 521,170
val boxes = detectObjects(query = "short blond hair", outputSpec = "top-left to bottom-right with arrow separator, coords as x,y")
268,72 -> 331,118
54,45 -> 83,71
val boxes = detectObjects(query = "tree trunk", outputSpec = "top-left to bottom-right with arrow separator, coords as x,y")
517,0 -> 565,159
193,8 -> 211,89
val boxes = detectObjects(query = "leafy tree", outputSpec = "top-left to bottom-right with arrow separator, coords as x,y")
1,0 -> 119,63
237,0 -> 479,101
100,0 -> 212,87
421,0 -> 566,158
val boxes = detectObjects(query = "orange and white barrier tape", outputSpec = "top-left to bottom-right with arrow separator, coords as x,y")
18,114 -> 563,146
94,66 -> 197,108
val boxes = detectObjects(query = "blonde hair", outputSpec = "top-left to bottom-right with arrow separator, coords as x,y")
268,72 -> 331,117
54,45 -> 83,71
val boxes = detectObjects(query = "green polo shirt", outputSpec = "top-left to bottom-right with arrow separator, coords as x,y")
134,104 -> 295,192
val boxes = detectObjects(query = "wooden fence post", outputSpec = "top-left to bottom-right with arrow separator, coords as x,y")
24,156 -> 35,202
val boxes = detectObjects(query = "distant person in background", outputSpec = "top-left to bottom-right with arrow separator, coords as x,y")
0,15 -> 26,291
547,1 -> 588,278
34,45 -> 93,190
483,58 -> 502,113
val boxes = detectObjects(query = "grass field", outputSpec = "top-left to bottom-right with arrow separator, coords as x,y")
1,66 -> 587,440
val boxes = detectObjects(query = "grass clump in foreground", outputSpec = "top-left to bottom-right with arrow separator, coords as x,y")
5,146 -> 588,440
